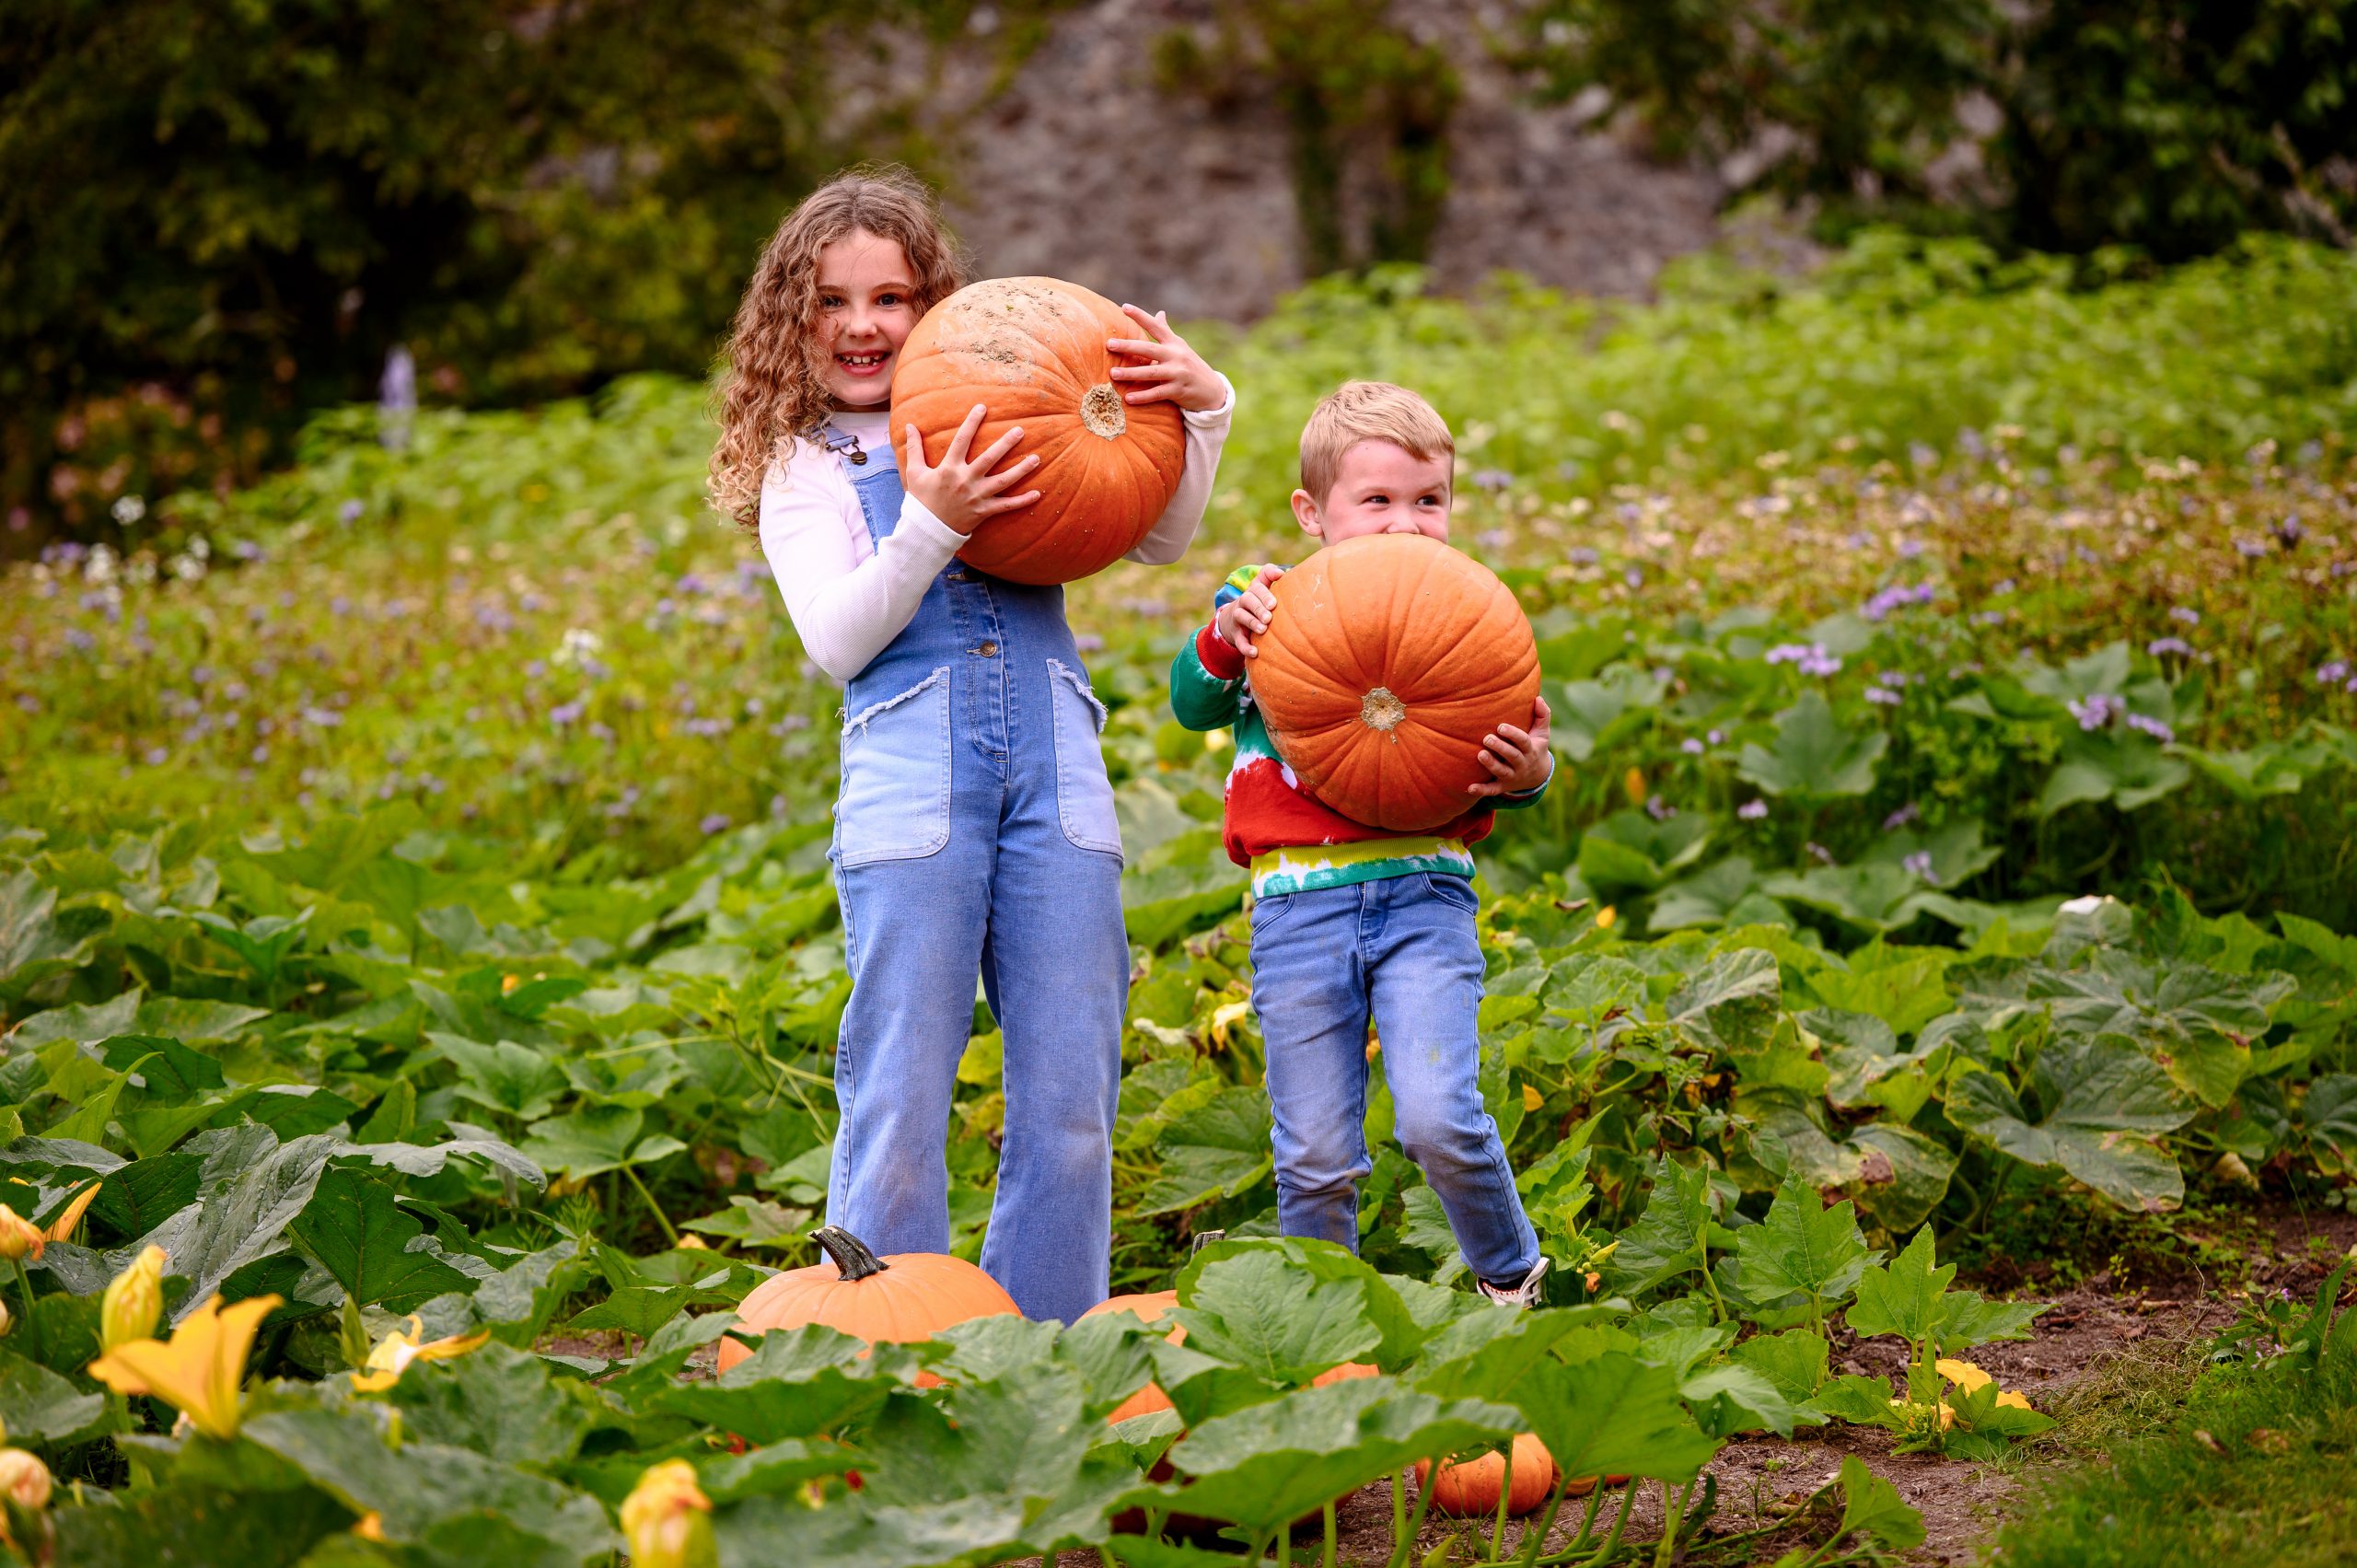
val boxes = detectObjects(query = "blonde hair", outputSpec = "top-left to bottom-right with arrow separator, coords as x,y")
1298,381 -> 1455,503
708,165 -> 969,528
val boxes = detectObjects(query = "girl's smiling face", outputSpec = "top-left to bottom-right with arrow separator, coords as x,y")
815,228 -> 920,408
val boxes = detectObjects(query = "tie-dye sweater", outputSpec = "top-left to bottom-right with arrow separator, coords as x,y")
1168,563 -> 1551,898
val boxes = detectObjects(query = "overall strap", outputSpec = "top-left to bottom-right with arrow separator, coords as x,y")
821,424 -> 905,552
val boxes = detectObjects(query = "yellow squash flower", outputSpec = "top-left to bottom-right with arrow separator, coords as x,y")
351,1318 -> 490,1392
87,1293 -> 282,1440
1936,1357 -> 2033,1411
100,1246 -> 168,1352
0,1447 -> 50,1547
40,1181 -> 100,1244
621,1459 -> 716,1568
0,1207 -> 43,1264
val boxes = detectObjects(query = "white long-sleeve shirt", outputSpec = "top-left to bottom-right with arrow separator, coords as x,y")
759,377 -> 1234,682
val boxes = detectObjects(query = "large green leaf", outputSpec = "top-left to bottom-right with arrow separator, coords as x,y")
1666,948 -> 1782,1055
1737,691 -> 1887,798
1420,1339 -> 1719,1485
139,1129 -> 343,1320
1946,1035 -> 2194,1211
1834,1452 -> 1926,1553
1844,1228 -> 1954,1346
1138,1086 -> 1273,1216
2036,731 -> 2189,817
1168,1249 -> 1380,1387
647,1326 -> 918,1443
1728,1327 -> 1829,1402
386,1341 -> 596,1467
0,1349 -> 106,1447
288,1167 -> 477,1313
1576,810 -> 1713,893
1155,1376 -> 1518,1534
1732,1174 -> 1874,1319
517,1105 -> 676,1179
1606,1158 -> 1711,1296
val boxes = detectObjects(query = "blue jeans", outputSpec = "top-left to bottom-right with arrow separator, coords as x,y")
1248,873 -> 1539,1285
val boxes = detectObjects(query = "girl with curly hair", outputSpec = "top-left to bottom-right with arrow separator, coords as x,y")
711,166 -> 1234,1322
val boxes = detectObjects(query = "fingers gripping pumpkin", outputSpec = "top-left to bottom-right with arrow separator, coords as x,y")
891,277 -> 1186,585
716,1225 -> 1019,1376
1249,534 -> 1542,831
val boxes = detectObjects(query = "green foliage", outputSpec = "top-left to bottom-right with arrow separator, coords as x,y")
1517,0 -> 2357,258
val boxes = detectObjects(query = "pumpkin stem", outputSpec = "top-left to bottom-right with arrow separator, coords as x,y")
809,1225 -> 892,1282
1079,383 -> 1127,439
1360,686 -> 1407,733
1189,1229 -> 1227,1256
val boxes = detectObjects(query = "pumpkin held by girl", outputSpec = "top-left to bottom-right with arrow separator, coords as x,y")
1248,533 -> 1541,831
891,276 -> 1187,585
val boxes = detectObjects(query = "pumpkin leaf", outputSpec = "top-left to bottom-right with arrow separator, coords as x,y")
1732,1173 -> 1875,1319
1844,1228 -> 1954,1347
385,1341 -> 595,1468
1606,1157 -> 1712,1296
1666,949 -> 1782,1055
1737,691 -> 1887,798
0,1349 -> 107,1448
646,1326 -> 918,1443
1679,1362 -> 1821,1438
1834,1451 -> 1927,1552
1728,1328 -> 1830,1403
1168,1249 -> 1380,1387
287,1166 -> 476,1314
1576,810 -> 1713,893
1945,1035 -> 2193,1211
1137,1086 -> 1273,1216
1154,1376 -> 1518,1534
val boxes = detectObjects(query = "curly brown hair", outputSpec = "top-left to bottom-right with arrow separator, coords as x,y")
708,165 -> 969,528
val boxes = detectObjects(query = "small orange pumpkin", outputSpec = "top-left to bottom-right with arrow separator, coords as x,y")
1415,1432 -> 1558,1516
890,277 -> 1186,586
714,1225 -> 1019,1376
1249,533 -> 1542,831
1081,1289 -> 1184,1423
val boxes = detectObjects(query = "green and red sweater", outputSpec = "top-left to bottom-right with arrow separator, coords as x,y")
1168,563 -> 1551,898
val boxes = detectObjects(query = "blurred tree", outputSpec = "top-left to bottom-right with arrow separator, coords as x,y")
1517,0 -> 2357,255
1155,0 -> 1460,276
0,0 -> 1031,542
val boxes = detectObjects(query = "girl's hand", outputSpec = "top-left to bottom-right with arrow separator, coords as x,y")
1469,694 -> 1554,797
1214,564 -> 1284,657
901,405 -> 1041,536
1107,306 -> 1225,413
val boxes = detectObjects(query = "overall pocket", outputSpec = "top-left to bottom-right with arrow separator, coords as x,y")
832,667 -> 953,867
1047,658 -> 1124,860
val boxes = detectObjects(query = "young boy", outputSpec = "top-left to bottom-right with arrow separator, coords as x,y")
1167,380 -> 1555,1306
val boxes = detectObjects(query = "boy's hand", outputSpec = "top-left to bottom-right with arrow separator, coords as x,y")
1214,564 -> 1285,658
901,404 -> 1041,536
1107,306 -> 1225,413
1469,694 -> 1553,797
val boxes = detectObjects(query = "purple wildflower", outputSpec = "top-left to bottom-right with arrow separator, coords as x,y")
1865,687 -> 1900,705
2124,713 -> 2175,743
1645,796 -> 1674,821
1806,842 -> 1836,865
1902,851 -> 1936,882
2148,637 -> 2193,657
1738,800 -> 1769,821
1766,643 -> 1840,676
2234,539 -> 2268,559
2170,606 -> 2200,625
1706,729 -> 1724,746
699,813 -> 731,836
1472,469 -> 1515,492
1681,738 -> 1705,756
1883,802 -> 1920,831
338,500 -> 365,524
2319,660 -> 2351,686
2067,693 -> 2122,731
549,700 -> 586,726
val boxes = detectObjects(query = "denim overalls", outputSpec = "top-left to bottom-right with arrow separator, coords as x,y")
821,426 -> 1129,1324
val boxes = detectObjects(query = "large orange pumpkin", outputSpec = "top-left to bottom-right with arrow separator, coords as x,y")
1415,1433 -> 1559,1516
890,277 -> 1186,586
1249,534 -> 1542,831
714,1225 -> 1019,1376
1081,1289 -> 1184,1423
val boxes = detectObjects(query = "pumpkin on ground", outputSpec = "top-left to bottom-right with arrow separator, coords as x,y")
1249,533 -> 1542,831
890,276 -> 1185,586
714,1225 -> 1019,1376
1414,1433 -> 1559,1517
1080,1289 -> 1184,1423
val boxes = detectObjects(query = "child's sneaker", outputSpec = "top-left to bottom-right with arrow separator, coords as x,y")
1477,1257 -> 1550,1308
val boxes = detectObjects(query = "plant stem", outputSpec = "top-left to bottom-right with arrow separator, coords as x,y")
1491,1444 -> 1515,1562
1579,1484 -> 1634,1568
1390,1457 -> 1443,1568
1324,1500 -> 1339,1568
10,1257 -> 37,1365
1393,1469 -> 1409,1550
1518,1471 -> 1576,1568
621,1162 -> 680,1248
1651,1480 -> 1690,1568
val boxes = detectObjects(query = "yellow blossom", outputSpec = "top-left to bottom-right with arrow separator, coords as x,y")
1937,1357 -> 2033,1411
1623,767 -> 1646,807
621,1459 -> 716,1568
100,1246 -> 168,1353
675,1235 -> 710,1250
87,1293 -> 282,1440
0,1207 -> 42,1264
351,1317 -> 491,1392
40,1181 -> 100,1244
1596,906 -> 1618,930
0,1446 -> 49,1545
353,1512 -> 387,1541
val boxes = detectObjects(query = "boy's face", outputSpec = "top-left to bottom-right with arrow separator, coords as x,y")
1291,439 -> 1453,545
815,228 -> 920,409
